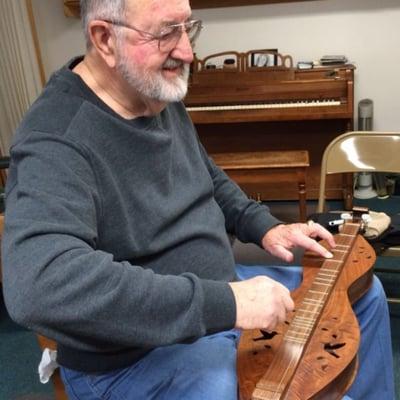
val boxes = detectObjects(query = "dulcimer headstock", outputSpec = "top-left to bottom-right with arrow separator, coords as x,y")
305,206 -> 371,266
341,206 -> 371,234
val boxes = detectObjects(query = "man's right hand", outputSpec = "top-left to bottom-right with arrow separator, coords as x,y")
229,276 -> 294,331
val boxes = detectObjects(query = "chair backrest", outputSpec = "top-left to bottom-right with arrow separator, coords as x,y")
0,214 -> 3,282
0,156 -> 10,188
317,131 -> 400,212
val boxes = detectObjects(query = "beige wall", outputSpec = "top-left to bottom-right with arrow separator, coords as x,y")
32,0 -> 400,130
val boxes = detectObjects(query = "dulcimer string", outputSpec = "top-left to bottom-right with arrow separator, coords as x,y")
253,222 -> 360,400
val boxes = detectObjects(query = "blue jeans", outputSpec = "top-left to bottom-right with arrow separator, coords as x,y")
60,265 -> 395,400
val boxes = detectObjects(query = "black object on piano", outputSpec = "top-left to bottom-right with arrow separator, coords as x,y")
320,55 -> 348,65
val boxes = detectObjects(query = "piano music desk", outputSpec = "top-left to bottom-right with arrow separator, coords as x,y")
211,150 -> 310,222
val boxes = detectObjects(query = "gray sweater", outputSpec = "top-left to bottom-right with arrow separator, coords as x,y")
2,57 -> 281,372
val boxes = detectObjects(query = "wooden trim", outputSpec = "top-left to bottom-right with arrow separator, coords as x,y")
25,0 -> 46,87
191,0 -> 320,8
63,0 -> 320,17
64,0 -> 80,18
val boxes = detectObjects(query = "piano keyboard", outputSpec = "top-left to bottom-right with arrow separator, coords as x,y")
186,99 -> 341,112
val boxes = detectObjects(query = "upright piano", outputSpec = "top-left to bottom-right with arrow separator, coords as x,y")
184,50 -> 355,205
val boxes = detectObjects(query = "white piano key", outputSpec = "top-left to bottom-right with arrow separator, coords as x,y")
186,99 -> 341,112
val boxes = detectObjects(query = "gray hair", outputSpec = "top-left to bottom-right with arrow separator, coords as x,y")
80,0 -> 127,48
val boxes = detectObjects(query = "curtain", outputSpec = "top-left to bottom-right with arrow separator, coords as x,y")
0,0 -> 42,156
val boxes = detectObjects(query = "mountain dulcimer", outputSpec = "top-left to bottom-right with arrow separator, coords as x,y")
237,209 -> 374,399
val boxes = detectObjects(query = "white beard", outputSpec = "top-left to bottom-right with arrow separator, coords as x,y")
116,53 -> 190,103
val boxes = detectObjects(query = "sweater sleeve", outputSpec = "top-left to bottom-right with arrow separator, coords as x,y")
197,140 -> 283,245
1,131 -> 236,352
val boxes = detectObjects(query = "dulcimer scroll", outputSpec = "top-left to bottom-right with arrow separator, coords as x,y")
237,208 -> 375,399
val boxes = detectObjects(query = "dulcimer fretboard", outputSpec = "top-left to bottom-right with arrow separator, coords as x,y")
253,222 -> 360,400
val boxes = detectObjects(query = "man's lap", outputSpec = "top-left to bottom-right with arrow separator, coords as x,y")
61,329 -> 240,400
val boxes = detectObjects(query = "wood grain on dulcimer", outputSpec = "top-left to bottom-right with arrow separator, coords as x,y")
237,218 -> 375,400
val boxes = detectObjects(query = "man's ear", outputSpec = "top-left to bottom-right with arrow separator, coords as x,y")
87,21 -> 118,68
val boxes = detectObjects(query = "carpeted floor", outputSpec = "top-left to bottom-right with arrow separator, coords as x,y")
0,293 -> 54,399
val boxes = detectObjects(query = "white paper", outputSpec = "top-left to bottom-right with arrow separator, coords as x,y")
38,348 -> 59,384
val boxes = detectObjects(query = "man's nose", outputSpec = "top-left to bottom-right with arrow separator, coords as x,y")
170,30 -> 194,64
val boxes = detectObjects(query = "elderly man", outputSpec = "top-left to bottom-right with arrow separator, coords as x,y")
2,0 -> 394,399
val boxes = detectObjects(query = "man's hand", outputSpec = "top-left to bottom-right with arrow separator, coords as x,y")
229,276 -> 294,331
261,221 -> 336,263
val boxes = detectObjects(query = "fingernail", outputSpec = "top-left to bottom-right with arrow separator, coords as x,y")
325,251 -> 334,258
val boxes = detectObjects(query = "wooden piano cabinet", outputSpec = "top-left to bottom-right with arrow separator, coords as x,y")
185,53 -> 355,207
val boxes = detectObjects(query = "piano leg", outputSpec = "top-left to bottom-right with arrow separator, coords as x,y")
298,179 -> 307,222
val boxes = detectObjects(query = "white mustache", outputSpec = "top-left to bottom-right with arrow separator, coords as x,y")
163,58 -> 185,69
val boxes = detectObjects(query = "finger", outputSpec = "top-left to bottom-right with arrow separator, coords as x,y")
308,222 -> 336,248
265,314 -> 278,331
277,305 -> 286,325
296,234 -> 333,258
279,292 -> 293,322
268,244 -> 294,263
283,293 -> 295,313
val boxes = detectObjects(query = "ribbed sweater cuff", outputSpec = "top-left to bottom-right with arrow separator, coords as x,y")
201,280 -> 236,334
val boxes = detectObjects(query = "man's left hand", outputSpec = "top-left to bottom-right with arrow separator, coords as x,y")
261,222 -> 336,263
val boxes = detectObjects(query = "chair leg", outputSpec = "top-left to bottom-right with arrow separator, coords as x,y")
53,371 -> 68,400
298,180 -> 307,222
36,335 -> 68,399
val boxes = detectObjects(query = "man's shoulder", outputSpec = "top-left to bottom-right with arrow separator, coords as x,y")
14,62 -> 103,146
15,86 -> 86,143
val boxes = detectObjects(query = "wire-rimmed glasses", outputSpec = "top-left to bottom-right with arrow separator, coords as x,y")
103,19 -> 203,52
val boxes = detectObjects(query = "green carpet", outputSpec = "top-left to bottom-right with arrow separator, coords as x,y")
0,295 -> 54,399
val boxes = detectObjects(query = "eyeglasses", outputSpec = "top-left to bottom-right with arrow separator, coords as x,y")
103,19 -> 203,52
